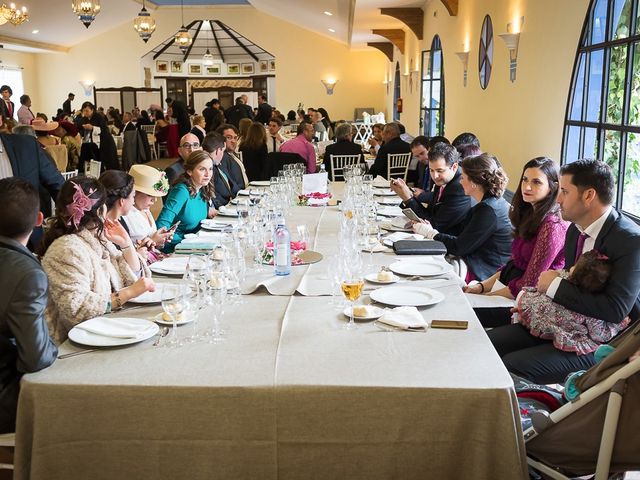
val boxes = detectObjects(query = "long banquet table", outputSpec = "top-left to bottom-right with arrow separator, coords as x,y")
15,187 -> 528,480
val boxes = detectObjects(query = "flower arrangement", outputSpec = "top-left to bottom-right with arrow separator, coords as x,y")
297,192 -> 332,206
262,241 -> 307,265
153,172 -> 170,195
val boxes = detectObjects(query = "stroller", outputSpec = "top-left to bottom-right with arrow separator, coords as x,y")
519,322 -> 640,479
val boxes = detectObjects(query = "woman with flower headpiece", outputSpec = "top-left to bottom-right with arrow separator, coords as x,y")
39,177 -> 155,343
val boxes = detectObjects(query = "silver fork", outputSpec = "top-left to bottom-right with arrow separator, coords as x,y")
58,349 -> 98,359
373,321 -> 427,333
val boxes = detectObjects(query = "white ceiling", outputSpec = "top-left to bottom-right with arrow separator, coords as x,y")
0,0 -> 425,52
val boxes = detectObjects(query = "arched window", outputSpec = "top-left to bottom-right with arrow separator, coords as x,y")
421,35 -> 445,136
479,15 -> 493,89
393,62 -> 401,121
563,0 -> 640,217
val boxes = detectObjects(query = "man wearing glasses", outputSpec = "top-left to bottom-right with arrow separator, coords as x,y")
164,133 -> 202,185
216,124 -> 248,191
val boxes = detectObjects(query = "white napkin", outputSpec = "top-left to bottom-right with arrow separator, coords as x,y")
382,232 -> 422,246
218,205 -> 237,215
373,175 -> 389,188
237,189 -> 250,196
74,317 -> 155,339
303,172 -> 329,195
362,242 -> 388,252
377,307 -> 428,329
201,220 -> 233,229
377,206 -> 403,217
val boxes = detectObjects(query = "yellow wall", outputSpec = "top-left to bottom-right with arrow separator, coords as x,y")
0,48 -> 38,106
28,6 -> 386,122
387,0 -> 590,188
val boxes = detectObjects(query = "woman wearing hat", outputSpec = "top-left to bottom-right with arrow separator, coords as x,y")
32,118 -> 61,148
121,165 -> 173,253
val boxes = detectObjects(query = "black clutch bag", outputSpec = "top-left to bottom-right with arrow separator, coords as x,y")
393,240 -> 447,255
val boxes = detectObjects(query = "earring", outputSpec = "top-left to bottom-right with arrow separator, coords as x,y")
471,183 -> 477,189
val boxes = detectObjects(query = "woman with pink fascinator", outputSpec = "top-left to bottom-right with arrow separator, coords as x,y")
39,176 -> 155,343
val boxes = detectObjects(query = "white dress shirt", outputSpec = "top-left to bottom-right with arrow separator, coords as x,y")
546,206 -> 613,299
0,139 -> 14,180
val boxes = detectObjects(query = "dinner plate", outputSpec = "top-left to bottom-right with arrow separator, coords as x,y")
68,318 -> 159,347
374,189 -> 397,197
388,260 -> 453,277
129,283 -> 182,303
200,220 -> 233,231
343,305 -> 386,321
391,217 -> 413,229
381,222 -> 412,233
217,206 -> 238,217
237,189 -> 250,196
369,286 -> 445,307
153,312 -> 194,326
249,180 -> 271,187
376,198 -> 400,206
365,272 -> 399,284
377,206 -> 403,217
149,258 -> 190,276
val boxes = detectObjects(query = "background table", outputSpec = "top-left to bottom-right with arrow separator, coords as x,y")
15,189 -> 527,480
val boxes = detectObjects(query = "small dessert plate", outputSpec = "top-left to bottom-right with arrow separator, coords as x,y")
364,272 -> 399,284
343,305 -> 386,321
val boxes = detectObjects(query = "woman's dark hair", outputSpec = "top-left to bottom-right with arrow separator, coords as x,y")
81,101 -> 95,112
178,150 -> 215,202
39,176 -> 107,255
460,153 -> 508,198
569,250 -> 611,293
456,143 -> 482,159
99,170 -> 134,211
510,157 -> 561,239
241,121 -> 267,151
317,107 -> 332,130
286,110 -> 297,121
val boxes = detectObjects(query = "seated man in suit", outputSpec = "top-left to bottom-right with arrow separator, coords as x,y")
367,122 -> 411,179
488,159 -> 640,384
391,139 -> 471,235
164,133 -> 201,186
0,178 -> 58,433
203,131 -> 239,208
216,124 -> 247,190
322,122 -> 365,180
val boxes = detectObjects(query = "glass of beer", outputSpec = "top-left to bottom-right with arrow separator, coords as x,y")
341,275 -> 365,331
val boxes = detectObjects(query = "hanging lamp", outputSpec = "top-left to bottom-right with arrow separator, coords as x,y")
133,0 -> 156,43
72,0 -> 101,28
174,0 -> 192,54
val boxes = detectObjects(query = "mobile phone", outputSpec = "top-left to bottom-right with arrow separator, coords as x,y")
430,320 -> 469,330
402,208 -> 421,222
169,220 -> 181,232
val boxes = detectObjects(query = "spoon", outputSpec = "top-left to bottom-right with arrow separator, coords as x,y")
153,327 -> 170,346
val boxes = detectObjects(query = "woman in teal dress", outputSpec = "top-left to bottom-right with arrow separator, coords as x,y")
156,150 -> 217,252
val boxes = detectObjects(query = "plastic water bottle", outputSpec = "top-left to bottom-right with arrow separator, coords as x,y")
273,221 -> 291,276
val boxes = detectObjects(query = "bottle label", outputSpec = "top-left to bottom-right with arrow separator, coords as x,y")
276,248 -> 288,266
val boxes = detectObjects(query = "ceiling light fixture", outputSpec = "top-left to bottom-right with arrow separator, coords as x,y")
72,0 -> 101,28
324,11 -> 332,16
203,26 -> 214,66
133,0 -> 156,43
174,0 -> 192,54
0,3 -> 29,26
328,28 -> 335,33
32,29 -> 38,34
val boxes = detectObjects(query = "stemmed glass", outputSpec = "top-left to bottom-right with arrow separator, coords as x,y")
161,283 -> 186,347
208,273 -> 227,344
366,223 -> 382,268
237,199 -> 249,224
249,189 -> 262,207
296,224 -> 309,250
341,270 -> 365,331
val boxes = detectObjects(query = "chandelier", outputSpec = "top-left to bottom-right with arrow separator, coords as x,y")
174,0 -> 192,54
133,0 -> 155,43
0,3 -> 29,26
203,49 -> 214,66
72,0 -> 101,29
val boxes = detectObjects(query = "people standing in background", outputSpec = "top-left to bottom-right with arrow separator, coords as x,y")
255,95 -> 273,125
17,95 -> 35,126
240,121 -> 269,182
166,97 -> 191,139
77,101 -> 119,172
240,94 -> 255,120
0,85 -> 15,122
225,98 -> 250,129
62,93 -> 75,116
203,98 -> 224,133
190,115 -> 207,144
121,112 -> 136,133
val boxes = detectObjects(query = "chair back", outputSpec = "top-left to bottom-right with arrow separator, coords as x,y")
87,159 -> 102,178
51,170 -> 78,215
329,154 -> 361,182
45,144 -> 68,172
387,152 -> 412,180
140,124 -> 155,135
266,152 -> 306,178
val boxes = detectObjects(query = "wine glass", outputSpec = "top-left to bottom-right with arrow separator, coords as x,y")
341,273 -> 365,331
161,283 -> 186,347
208,274 -> 227,344
249,189 -> 262,207
296,224 -> 309,250
367,223 -> 382,268
237,199 -> 249,224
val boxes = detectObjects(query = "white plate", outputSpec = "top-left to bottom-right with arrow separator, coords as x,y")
343,305 -> 386,320
230,198 -> 239,205
200,220 -> 233,231
369,286 -> 445,307
68,318 -> 159,347
217,206 -> 238,217
388,260 -> 452,277
381,222 -> 412,233
149,258 -> 190,276
153,312 -> 194,326
377,206 -> 403,217
365,272 -> 399,284
237,189 -> 250,196
249,180 -> 271,187
129,284 -> 181,303
374,189 -> 397,197
391,217 -> 412,229
377,198 -> 400,205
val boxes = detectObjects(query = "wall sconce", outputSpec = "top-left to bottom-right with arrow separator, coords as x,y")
79,80 -> 95,96
455,51 -> 469,87
498,17 -> 523,82
321,79 -> 337,95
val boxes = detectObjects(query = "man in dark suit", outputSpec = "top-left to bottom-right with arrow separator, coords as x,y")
166,97 -> 191,138
120,111 -> 137,133
488,159 -> 640,384
203,131 -> 242,208
323,122 -> 365,180
255,95 -> 273,125
367,122 -> 411,179
0,85 -> 15,122
391,139 -> 471,235
224,97 -> 250,129
62,92 -> 75,116
164,133 -> 201,186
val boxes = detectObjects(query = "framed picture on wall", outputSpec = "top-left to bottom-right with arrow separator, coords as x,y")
269,59 -> 276,71
206,65 -> 221,75
188,64 -> 202,75
242,63 -> 255,74
156,60 -> 169,73
171,61 -> 183,73
259,60 -> 268,73
227,63 -> 240,74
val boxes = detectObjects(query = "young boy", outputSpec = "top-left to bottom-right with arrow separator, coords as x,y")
0,177 -> 57,433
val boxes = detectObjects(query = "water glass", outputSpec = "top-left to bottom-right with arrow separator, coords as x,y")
161,283 -> 186,347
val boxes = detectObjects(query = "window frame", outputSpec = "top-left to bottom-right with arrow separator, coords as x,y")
393,62 -> 401,122
478,15 -> 494,90
420,35 -> 445,137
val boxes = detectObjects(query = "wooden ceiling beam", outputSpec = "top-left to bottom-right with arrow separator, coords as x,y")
380,8 -> 423,40
209,20 -> 225,63
371,29 -> 405,54
182,20 -> 203,63
440,0 -> 459,16
367,42 -> 393,62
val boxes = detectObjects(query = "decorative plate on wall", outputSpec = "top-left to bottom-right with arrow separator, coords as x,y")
479,15 -> 494,89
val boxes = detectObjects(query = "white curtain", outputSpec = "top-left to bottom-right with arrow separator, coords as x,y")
0,67 -> 24,111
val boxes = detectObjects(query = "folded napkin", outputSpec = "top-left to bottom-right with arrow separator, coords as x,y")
383,232 -> 422,246
218,205 -> 237,215
378,206 -> 403,217
373,175 -> 389,188
362,241 -> 388,252
377,307 -> 428,329
75,317 -> 155,339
